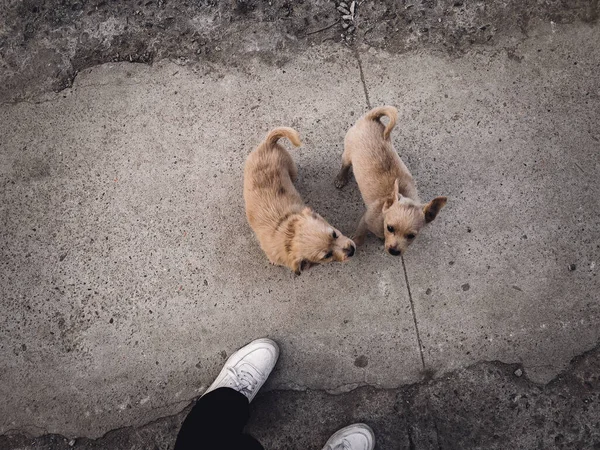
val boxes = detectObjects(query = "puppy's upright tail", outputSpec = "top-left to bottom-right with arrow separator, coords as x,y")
263,127 -> 302,149
364,106 -> 398,140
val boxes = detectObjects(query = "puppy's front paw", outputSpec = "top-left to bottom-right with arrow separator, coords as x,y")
352,234 -> 365,246
293,260 -> 312,275
334,175 -> 349,189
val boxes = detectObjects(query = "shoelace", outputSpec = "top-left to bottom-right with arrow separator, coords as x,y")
227,366 -> 259,395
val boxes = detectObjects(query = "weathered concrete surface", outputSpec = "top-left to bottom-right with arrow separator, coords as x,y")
362,22 -> 600,383
2,345 -> 599,449
0,47 -> 423,438
0,4 -> 599,448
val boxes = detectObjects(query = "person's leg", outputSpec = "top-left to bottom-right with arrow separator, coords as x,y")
174,338 -> 278,450
174,387 -> 257,449
321,424 -> 375,450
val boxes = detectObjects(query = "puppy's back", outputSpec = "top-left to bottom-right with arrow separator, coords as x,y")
244,128 -> 303,230
345,105 -> 398,164
346,106 -> 404,203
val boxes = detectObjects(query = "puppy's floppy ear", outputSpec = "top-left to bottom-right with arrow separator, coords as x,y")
382,178 -> 400,213
423,197 -> 447,223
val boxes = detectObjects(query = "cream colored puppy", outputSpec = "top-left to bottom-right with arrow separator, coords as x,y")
245,127 -> 356,274
335,106 -> 447,255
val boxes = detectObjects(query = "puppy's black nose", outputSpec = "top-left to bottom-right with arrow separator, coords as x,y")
345,245 -> 355,257
388,247 -> 401,256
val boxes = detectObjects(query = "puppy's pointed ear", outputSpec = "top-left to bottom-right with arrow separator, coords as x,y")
302,206 -> 320,220
423,196 -> 447,223
382,179 -> 400,213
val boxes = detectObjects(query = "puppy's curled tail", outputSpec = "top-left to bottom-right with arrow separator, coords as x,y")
264,127 -> 302,149
364,106 -> 398,140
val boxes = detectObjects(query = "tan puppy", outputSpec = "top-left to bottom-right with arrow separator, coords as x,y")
245,127 -> 356,274
335,106 -> 447,256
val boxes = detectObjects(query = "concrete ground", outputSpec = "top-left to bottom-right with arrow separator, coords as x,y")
1,1 -> 599,449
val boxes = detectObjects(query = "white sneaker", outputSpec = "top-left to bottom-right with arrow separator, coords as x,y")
322,424 -> 376,450
203,338 -> 279,402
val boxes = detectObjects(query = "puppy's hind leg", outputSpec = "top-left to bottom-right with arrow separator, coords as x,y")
282,150 -> 298,182
335,151 -> 352,189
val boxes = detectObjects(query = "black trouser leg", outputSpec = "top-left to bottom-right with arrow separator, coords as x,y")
174,387 -> 264,450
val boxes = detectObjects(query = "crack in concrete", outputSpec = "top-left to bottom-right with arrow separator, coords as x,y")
0,97 -> 61,107
1,424 -> 50,438
353,48 -> 371,109
1,397 -> 192,440
0,62 -> 172,106
352,46 -> 442,450
72,79 -> 167,91
401,255 -> 426,370
401,255 -> 442,450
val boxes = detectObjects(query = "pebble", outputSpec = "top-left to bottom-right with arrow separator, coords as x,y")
339,1 -> 349,8
342,14 -> 353,20
514,368 -> 523,377
337,6 -> 350,14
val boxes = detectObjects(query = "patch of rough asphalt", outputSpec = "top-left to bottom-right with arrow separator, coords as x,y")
0,0 -> 598,103
2,344 -> 598,449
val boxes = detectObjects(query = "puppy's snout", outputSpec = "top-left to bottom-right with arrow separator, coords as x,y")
388,247 -> 401,256
345,245 -> 356,258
